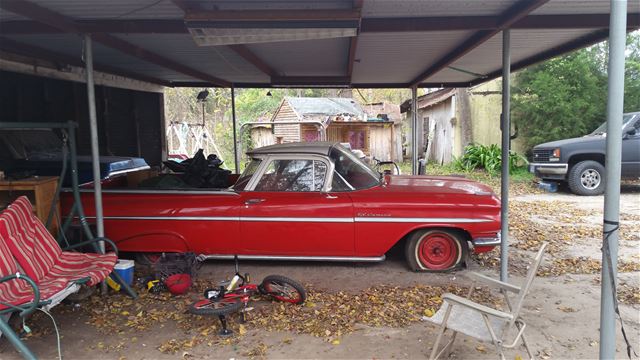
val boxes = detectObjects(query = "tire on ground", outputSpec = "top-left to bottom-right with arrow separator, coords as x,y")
260,275 -> 307,304
405,228 -> 468,272
567,160 -> 606,196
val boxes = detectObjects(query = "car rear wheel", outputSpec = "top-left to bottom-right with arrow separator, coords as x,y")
405,229 -> 467,272
568,160 -> 605,196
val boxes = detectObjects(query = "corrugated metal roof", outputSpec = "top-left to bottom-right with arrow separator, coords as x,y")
0,0 -> 637,88
363,0 -> 514,18
428,28 -> 600,83
531,0 -> 640,15
352,31 -> 475,84
5,34 -> 199,82
114,34 -> 268,83
285,97 -> 365,117
247,37 -> 350,77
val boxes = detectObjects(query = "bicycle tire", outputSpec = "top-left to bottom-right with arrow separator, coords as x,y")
260,275 -> 306,304
189,296 -> 244,316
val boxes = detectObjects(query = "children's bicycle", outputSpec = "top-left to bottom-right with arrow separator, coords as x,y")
189,256 -> 306,336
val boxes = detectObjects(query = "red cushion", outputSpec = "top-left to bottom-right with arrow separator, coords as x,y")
1,197 -> 61,281
47,251 -> 117,286
0,216 -> 69,311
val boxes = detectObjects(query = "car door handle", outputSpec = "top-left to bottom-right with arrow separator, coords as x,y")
244,198 -> 265,205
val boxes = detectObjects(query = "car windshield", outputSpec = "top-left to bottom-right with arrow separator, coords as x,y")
590,114 -> 637,135
329,145 -> 380,191
233,158 -> 262,191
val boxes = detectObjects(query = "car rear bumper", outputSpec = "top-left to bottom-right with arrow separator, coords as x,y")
529,162 -> 568,178
472,233 -> 501,247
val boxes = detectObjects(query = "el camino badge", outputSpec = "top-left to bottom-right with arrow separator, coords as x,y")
357,212 -> 391,217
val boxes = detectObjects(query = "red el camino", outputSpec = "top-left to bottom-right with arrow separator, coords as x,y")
63,142 -> 501,271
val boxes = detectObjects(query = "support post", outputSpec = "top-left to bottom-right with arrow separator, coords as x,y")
411,86 -> 418,175
500,29 -> 511,282
231,86 -> 240,173
599,0 -> 627,358
83,35 -> 105,252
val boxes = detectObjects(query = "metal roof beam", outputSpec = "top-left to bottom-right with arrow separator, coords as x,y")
347,0 -> 364,81
0,0 -> 230,87
409,0 -> 550,87
0,37 -> 172,86
2,14 -> 638,34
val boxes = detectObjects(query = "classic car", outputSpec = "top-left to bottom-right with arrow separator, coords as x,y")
62,142 -> 501,271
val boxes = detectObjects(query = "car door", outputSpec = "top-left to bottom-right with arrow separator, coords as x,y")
622,117 -> 640,177
239,155 -> 354,256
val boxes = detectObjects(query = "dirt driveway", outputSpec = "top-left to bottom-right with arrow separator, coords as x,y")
1,189 -> 639,360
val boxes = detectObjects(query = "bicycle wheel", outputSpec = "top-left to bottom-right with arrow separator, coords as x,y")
189,297 -> 243,316
260,275 -> 306,304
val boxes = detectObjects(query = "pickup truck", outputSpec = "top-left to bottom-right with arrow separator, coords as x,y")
529,111 -> 640,195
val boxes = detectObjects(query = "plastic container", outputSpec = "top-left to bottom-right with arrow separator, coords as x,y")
113,259 -> 135,286
537,181 -> 558,193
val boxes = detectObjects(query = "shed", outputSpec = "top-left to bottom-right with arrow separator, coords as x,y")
251,97 -> 401,161
400,81 -> 524,165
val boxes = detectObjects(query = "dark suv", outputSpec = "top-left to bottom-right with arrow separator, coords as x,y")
529,112 -> 640,195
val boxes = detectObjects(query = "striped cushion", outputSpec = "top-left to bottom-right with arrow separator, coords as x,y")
1,197 -> 61,281
0,216 -> 69,311
1,196 -> 116,289
48,252 -> 117,286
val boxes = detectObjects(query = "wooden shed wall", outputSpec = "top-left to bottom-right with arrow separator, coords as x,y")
273,101 -> 301,142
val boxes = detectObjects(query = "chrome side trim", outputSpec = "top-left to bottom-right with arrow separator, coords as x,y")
354,217 -> 491,223
87,215 -> 490,223
201,254 -> 386,262
239,217 -> 353,223
87,216 -> 239,221
64,189 -> 239,196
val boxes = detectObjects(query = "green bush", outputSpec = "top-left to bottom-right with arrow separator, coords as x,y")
453,144 -> 528,175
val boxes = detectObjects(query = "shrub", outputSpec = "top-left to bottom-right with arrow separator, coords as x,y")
453,144 -> 528,175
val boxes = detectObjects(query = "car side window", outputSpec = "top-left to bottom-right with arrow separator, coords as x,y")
254,159 -> 327,192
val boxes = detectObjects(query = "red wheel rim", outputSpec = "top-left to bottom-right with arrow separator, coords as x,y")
264,282 -> 301,303
417,232 -> 458,270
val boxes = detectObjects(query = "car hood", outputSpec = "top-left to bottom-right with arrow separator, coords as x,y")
534,135 -> 603,149
384,175 -> 496,196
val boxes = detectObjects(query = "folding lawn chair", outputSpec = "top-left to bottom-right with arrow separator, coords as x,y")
425,242 -> 548,360
0,196 -> 118,360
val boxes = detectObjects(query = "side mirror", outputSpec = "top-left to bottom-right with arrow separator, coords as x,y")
624,128 -> 637,138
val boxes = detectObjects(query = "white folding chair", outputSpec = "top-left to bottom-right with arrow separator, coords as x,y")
425,242 -> 548,360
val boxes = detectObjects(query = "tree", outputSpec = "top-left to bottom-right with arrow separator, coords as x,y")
512,30 -> 640,152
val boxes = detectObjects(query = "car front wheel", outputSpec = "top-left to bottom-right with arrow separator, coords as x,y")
405,229 -> 467,272
568,160 -> 606,196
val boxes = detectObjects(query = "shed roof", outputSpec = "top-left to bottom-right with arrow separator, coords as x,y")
0,0 -> 638,88
400,88 -> 457,113
285,97 -> 365,118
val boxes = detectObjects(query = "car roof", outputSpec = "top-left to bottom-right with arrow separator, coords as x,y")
247,141 -> 340,156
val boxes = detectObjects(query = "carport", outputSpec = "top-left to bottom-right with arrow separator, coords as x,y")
0,0 -> 638,358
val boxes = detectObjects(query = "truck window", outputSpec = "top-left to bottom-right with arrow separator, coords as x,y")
234,159 -> 262,191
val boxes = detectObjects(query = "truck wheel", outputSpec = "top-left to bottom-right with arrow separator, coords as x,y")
568,160 -> 606,196
405,229 -> 467,272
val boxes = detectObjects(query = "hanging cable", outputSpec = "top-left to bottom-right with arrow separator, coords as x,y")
602,219 -> 636,359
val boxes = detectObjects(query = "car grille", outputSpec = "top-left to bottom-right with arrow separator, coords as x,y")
532,149 -> 552,162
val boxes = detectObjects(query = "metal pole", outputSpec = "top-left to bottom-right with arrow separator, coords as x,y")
84,35 -> 105,252
411,86 -> 418,175
499,29 -> 511,282
599,1 -> 627,358
231,86 -> 240,173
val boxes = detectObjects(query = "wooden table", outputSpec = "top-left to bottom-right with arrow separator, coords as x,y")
0,176 -> 60,235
